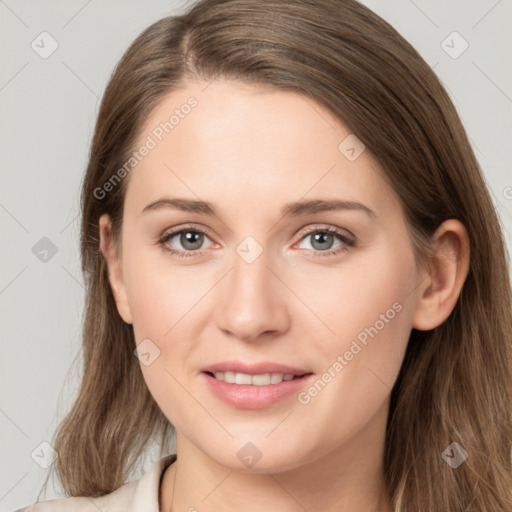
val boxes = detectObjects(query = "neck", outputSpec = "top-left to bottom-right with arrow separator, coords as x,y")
160,402 -> 393,512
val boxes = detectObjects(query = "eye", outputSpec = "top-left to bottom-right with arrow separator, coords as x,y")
158,224 -> 356,259
158,225 -> 214,258
294,226 -> 356,258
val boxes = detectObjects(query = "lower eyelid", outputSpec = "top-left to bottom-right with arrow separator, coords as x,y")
159,227 -> 354,256
294,232 -> 354,252
159,229 -> 212,251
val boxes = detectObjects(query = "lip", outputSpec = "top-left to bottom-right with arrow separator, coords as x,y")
200,361 -> 311,376
200,361 -> 315,409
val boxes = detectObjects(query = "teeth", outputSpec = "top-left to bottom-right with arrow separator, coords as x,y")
235,372 -> 252,385
212,371 -> 298,385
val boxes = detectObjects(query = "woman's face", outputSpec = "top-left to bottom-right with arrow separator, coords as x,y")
102,79 -> 425,472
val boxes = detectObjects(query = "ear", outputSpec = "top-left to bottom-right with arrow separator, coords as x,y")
412,219 -> 470,331
98,214 -> 133,324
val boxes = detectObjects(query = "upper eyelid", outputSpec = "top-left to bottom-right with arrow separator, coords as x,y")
161,224 -> 214,241
295,224 -> 354,240
160,223 -> 353,237
160,223 -> 355,248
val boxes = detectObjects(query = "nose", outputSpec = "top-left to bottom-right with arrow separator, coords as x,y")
215,246 -> 290,343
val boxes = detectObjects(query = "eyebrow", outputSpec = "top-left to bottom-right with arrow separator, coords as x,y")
141,197 -> 376,219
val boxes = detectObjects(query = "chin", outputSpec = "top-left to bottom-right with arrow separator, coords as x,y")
200,440 -> 311,474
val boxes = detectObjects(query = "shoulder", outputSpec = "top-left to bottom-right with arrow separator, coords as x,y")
15,453 -> 177,512
14,479 -> 138,512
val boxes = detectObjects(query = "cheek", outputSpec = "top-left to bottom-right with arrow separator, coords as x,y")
288,246 -> 416,443
299,241 -> 417,383
122,247 -> 194,340
122,248 -> 208,390
124,253 -> 201,429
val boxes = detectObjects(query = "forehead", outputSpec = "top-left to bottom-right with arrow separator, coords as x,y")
124,79 -> 399,221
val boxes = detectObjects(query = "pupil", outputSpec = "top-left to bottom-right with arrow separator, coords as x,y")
178,231 -> 334,251
312,232 -> 333,250
182,231 -> 203,250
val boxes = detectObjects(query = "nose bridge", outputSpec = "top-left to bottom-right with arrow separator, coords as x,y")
216,237 -> 288,341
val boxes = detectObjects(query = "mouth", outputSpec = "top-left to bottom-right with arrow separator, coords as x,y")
200,361 -> 315,408
204,371 -> 311,386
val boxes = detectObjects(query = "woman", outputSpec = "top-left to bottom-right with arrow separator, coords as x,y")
19,0 -> 512,510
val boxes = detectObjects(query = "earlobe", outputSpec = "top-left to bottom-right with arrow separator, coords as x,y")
412,220 -> 470,331
98,214 -> 133,325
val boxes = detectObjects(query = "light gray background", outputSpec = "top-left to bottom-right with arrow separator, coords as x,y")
1,0 -> 511,510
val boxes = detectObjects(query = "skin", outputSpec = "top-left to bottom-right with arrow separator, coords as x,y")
99,79 -> 470,512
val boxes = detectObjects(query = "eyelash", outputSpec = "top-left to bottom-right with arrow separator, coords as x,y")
157,224 -> 356,259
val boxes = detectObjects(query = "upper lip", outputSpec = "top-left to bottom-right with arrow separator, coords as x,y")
201,361 -> 312,376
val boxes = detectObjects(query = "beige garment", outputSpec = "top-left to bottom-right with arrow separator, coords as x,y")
14,454 -> 177,512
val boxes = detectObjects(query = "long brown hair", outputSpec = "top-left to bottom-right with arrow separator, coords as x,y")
41,0 -> 512,509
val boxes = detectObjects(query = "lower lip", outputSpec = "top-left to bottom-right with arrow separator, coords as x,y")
202,372 -> 315,409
